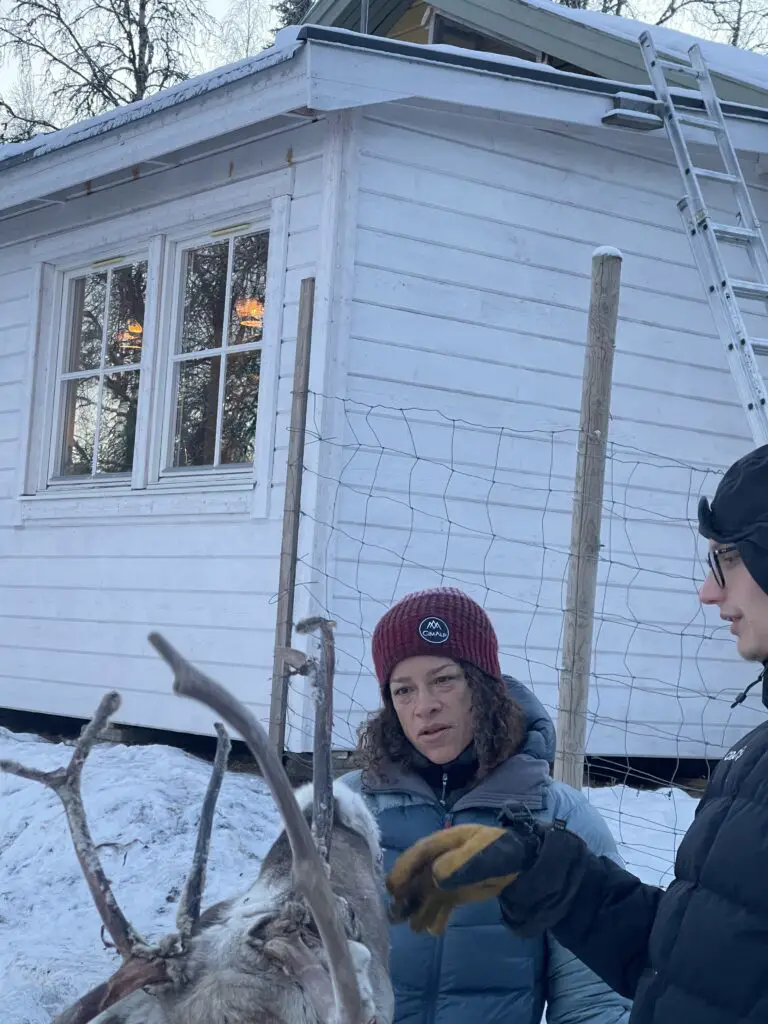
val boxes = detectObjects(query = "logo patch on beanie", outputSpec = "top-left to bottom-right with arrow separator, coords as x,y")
418,616 -> 450,644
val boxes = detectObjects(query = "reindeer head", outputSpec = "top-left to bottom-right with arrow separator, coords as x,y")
1,623 -> 392,1024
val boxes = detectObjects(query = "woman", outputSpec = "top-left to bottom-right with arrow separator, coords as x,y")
343,586 -> 631,1024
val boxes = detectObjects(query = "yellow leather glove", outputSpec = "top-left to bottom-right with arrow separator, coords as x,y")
386,823 -> 532,936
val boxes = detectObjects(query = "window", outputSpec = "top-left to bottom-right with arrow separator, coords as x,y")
56,258 -> 148,479
169,230 -> 269,470
27,204 -> 285,512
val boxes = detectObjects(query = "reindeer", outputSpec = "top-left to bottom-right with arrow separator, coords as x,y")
0,618 -> 394,1024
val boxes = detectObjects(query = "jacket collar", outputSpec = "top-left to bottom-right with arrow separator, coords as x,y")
361,747 -> 550,813
730,661 -> 768,710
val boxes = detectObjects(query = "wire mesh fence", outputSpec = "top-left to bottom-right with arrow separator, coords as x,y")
281,391 -> 762,866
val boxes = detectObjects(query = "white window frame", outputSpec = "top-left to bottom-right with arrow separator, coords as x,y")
45,247 -> 153,489
150,217 -> 276,488
19,193 -> 290,522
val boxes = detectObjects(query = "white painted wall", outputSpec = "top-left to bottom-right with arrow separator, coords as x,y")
308,102 -> 767,759
0,119 -> 328,737
3,86 -> 767,759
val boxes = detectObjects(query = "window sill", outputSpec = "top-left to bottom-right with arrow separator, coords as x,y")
16,478 -> 259,525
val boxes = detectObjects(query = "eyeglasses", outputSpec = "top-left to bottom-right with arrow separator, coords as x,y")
707,544 -> 740,588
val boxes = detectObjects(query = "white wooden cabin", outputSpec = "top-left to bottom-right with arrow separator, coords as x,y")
1,24 -> 767,762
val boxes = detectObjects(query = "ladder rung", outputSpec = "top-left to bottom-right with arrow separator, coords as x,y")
731,279 -> 768,301
711,222 -> 759,243
642,31 -> 768,447
692,166 -> 739,183
656,58 -> 700,78
678,114 -> 722,131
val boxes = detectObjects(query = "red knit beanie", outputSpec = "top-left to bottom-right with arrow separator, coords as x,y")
371,587 -> 501,689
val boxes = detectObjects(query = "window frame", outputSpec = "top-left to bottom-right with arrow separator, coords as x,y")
46,247 -> 152,488
156,223 -> 272,481
21,193 -> 290,519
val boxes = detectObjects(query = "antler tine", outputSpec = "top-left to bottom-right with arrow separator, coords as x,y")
176,721 -> 232,939
296,616 -> 337,864
0,690 -> 145,959
148,631 -> 366,1024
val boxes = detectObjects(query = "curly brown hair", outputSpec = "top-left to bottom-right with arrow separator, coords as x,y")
357,662 -> 526,781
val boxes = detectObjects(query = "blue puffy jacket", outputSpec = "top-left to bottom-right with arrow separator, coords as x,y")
343,678 -> 632,1024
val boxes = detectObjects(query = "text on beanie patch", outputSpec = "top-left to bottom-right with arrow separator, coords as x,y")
418,616 -> 450,644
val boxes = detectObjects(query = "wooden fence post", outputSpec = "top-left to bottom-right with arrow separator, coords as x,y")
269,277 -> 316,756
554,248 -> 623,789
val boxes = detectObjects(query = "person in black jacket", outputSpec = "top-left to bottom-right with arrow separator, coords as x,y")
386,443 -> 768,1024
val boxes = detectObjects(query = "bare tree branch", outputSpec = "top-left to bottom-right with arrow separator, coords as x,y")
176,721 -> 231,939
148,630 -> 368,1024
0,0 -> 214,142
209,0 -> 273,64
0,90 -> 60,141
0,691 -> 145,958
2,687 -> 232,1024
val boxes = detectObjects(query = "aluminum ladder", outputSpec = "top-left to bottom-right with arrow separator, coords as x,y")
639,30 -> 768,446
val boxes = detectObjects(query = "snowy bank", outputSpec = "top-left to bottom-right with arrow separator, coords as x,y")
0,727 -> 281,1023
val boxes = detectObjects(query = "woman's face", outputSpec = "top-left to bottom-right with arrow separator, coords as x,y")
388,655 -> 474,764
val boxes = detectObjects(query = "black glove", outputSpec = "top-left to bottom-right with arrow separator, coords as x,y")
496,805 -> 590,937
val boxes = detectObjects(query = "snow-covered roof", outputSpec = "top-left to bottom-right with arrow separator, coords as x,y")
0,26 -> 304,172
516,0 -> 768,94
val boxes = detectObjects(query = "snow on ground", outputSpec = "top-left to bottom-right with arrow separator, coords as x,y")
585,784 -> 698,888
0,724 -> 699,1023
0,726 -> 282,1024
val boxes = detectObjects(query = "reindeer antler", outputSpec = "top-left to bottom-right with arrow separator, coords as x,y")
1,692 -> 233,1024
177,722 -> 232,938
148,630 -> 368,1024
0,691 -> 146,959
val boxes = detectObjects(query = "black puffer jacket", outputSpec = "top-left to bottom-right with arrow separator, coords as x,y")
500,678 -> 768,1024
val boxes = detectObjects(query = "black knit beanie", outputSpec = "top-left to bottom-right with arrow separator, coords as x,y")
698,443 -> 768,596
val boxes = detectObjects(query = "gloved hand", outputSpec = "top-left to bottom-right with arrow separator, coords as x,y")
386,818 -> 542,936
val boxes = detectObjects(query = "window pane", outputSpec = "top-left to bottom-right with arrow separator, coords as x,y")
179,242 -> 229,354
98,371 -> 140,474
229,232 -> 269,346
173,357 -> 221,467
106,262 -> 148,367
221,350 -> 261,465
60,377 -> 99,475
68,273 -> 106,371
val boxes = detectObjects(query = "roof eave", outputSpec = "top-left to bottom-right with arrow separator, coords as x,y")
302,25 -> 768,125
0,38 -> 309,215
4,27 -> 768,220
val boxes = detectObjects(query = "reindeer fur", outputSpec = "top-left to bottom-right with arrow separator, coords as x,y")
89,779 -> 394,1024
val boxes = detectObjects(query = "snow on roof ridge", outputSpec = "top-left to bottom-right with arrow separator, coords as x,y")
513,0 -> 768,93
0,26 -> 304,171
